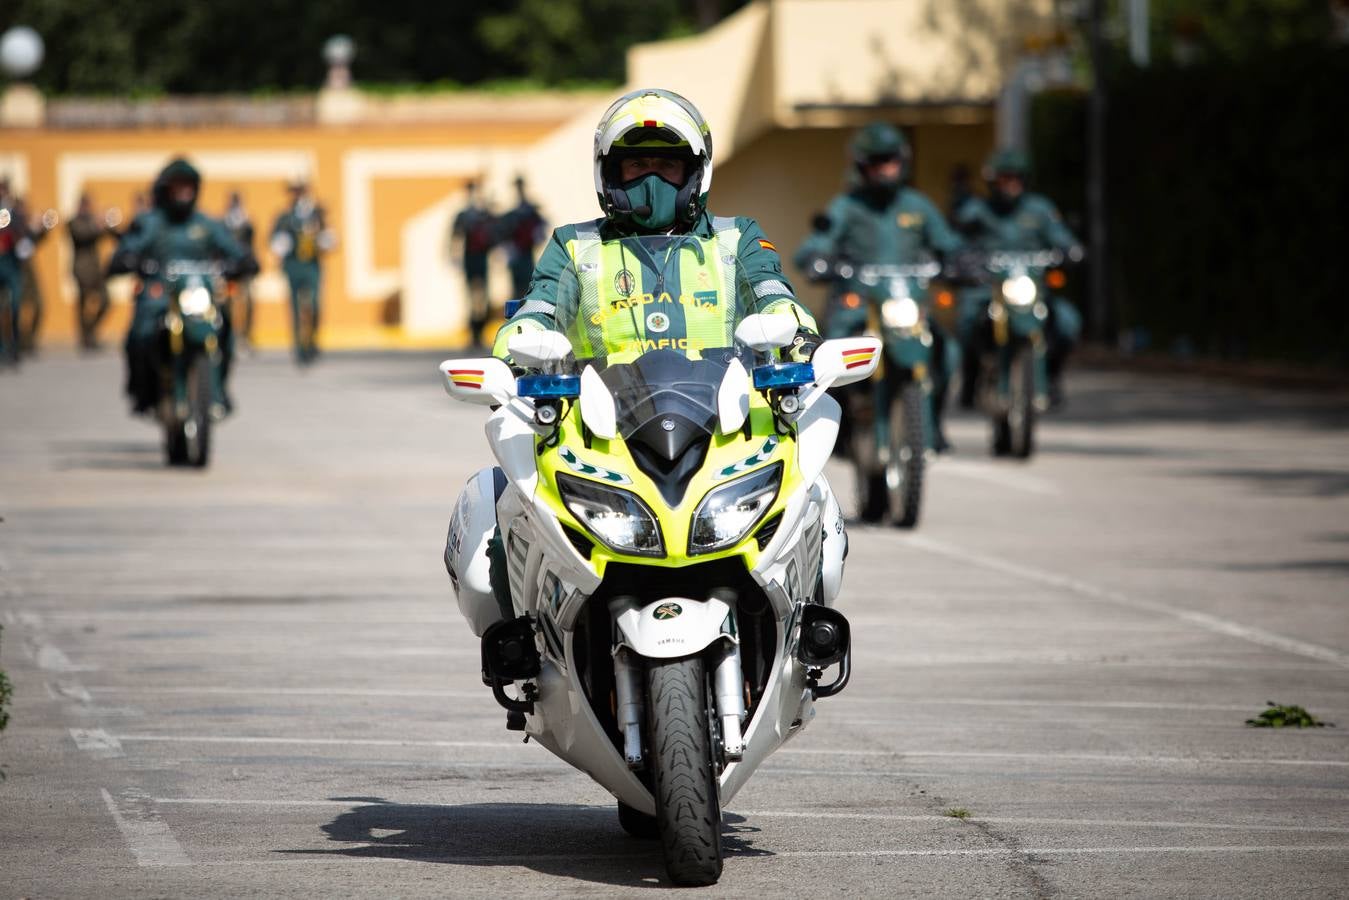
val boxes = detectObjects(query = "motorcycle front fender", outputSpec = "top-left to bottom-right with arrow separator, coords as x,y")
613,596 -> 734,659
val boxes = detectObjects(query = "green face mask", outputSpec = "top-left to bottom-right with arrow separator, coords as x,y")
624,174 -> 680,230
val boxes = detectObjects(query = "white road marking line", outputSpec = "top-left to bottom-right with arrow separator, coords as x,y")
936,458 -> 1062,497
185,845 -> 1349,866
31,642 -> 97,673
116,734 -> 526,750
48,682 -> 93,701
829,698 -> 1261,712
146,798 -> 1349,835
70,728 -> 125,758
767,845 -> 1349,859
110,733 -> 1349,768
89,686 -> 484,699
100,788 -> 191,867
737,811 -> 1349,834
902,534 -> 1349,668
776,748 -> 1349,767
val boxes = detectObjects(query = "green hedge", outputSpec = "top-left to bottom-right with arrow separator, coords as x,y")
1031,48 -> 1349,367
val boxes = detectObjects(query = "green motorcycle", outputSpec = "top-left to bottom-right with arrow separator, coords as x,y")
157,262 -> 229,468
835,261 -> 941,527
969,249 -> 1062,459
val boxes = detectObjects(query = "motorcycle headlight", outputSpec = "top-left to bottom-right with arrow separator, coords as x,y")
881,296 -> 920,329
689,463 -> 782,555
557,474 -> 664,558
178,286 -> 212,317
1001,275 -> 1037,307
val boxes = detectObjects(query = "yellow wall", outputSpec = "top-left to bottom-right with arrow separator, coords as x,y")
2,120 -> 559,348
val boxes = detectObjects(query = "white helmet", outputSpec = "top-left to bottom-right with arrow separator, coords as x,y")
592,88 -> 713,227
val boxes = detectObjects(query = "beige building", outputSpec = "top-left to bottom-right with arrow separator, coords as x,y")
0,0 -> 1059,349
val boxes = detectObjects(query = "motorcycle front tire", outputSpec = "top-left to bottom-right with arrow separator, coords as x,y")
647,656 -> 722,886
887,381 -> 925,528
184,355 -> 212,468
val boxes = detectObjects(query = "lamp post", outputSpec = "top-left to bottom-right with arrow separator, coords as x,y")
323,35 -> 355,91
0,26 -> 46,128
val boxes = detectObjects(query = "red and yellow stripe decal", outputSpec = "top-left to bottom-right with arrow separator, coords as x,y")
757,239 -> 777,252
448,368 -> 485,389
842,346 -> 877,370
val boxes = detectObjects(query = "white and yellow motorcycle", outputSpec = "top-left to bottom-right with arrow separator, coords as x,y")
441,236 -> 878,886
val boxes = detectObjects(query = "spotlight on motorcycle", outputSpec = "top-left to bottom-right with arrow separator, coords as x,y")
797,605 -> 850,668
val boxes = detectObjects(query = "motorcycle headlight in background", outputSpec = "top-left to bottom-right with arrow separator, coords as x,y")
1001,275 -> 1037,307
881,296 -> 921,329
557,474 -> 664,557
178,286 -> 212,317
689,463 -> 782,555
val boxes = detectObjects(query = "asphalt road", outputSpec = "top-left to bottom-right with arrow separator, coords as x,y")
2,349 -> 1347,898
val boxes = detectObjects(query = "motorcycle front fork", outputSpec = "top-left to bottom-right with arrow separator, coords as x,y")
612,639 -> 747,769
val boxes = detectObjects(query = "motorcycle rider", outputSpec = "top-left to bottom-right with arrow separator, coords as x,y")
108,158 -> 256,416
954,149 -> 1083,408
794,122 -> 965,452
460,87 -> 839,634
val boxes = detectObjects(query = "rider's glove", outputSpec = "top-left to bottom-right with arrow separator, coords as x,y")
786,329 -> 823,363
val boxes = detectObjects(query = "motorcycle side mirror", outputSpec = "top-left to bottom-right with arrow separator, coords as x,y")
508,330 -> 573,369
734,314 -> 797,353
810,337 -> 881,389
440,357 -> 517,406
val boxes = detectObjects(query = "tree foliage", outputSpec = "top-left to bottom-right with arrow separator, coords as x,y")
0,0 -> 741,95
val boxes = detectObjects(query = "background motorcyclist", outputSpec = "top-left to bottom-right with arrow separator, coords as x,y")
954,148 -> 1084,408
270,180 -> 334,363
493,88 -> 818,363
108,158 -> 256,415
794,121 -> 965,451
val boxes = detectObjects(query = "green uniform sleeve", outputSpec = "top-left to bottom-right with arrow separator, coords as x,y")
1030,195 -> 1081,252
735,217 -> 817,333
916,194 -> 964,256
791,194 -> 850,273
491,225 -> 573,358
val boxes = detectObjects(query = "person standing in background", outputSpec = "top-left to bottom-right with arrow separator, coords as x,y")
501,176 -> 546,300
223,191 -> 257,353
68,193 -> 120,351
0,180 -> 22,366
270,180 -> 334,365
449,181 -> 496,348
17,200 -> 57,356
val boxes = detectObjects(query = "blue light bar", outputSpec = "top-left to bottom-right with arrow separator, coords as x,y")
504,299 -> 524,318
752,362 -> 815,391
517,374 -> 581,400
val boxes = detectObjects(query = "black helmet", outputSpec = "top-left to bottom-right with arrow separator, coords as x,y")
153,157 -> 201,222
984,148 -> 1031,181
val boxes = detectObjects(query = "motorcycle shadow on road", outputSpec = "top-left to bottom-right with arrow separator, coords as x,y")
281,799 -> 771,888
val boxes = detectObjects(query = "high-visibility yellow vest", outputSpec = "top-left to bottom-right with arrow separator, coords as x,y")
562,220 -> 745,363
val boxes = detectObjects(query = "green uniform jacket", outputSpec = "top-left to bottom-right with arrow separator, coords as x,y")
111,209 -> 249,304
794,186 -> 964,272
493,212 -> 815,359
953,192 -> 1080,253
271,204 -> 327,285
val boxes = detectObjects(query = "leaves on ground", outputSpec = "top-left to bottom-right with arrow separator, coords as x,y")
1246,701 -> 1333,728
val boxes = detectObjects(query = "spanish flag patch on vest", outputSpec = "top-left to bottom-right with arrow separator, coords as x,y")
758,239 -> 777,252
